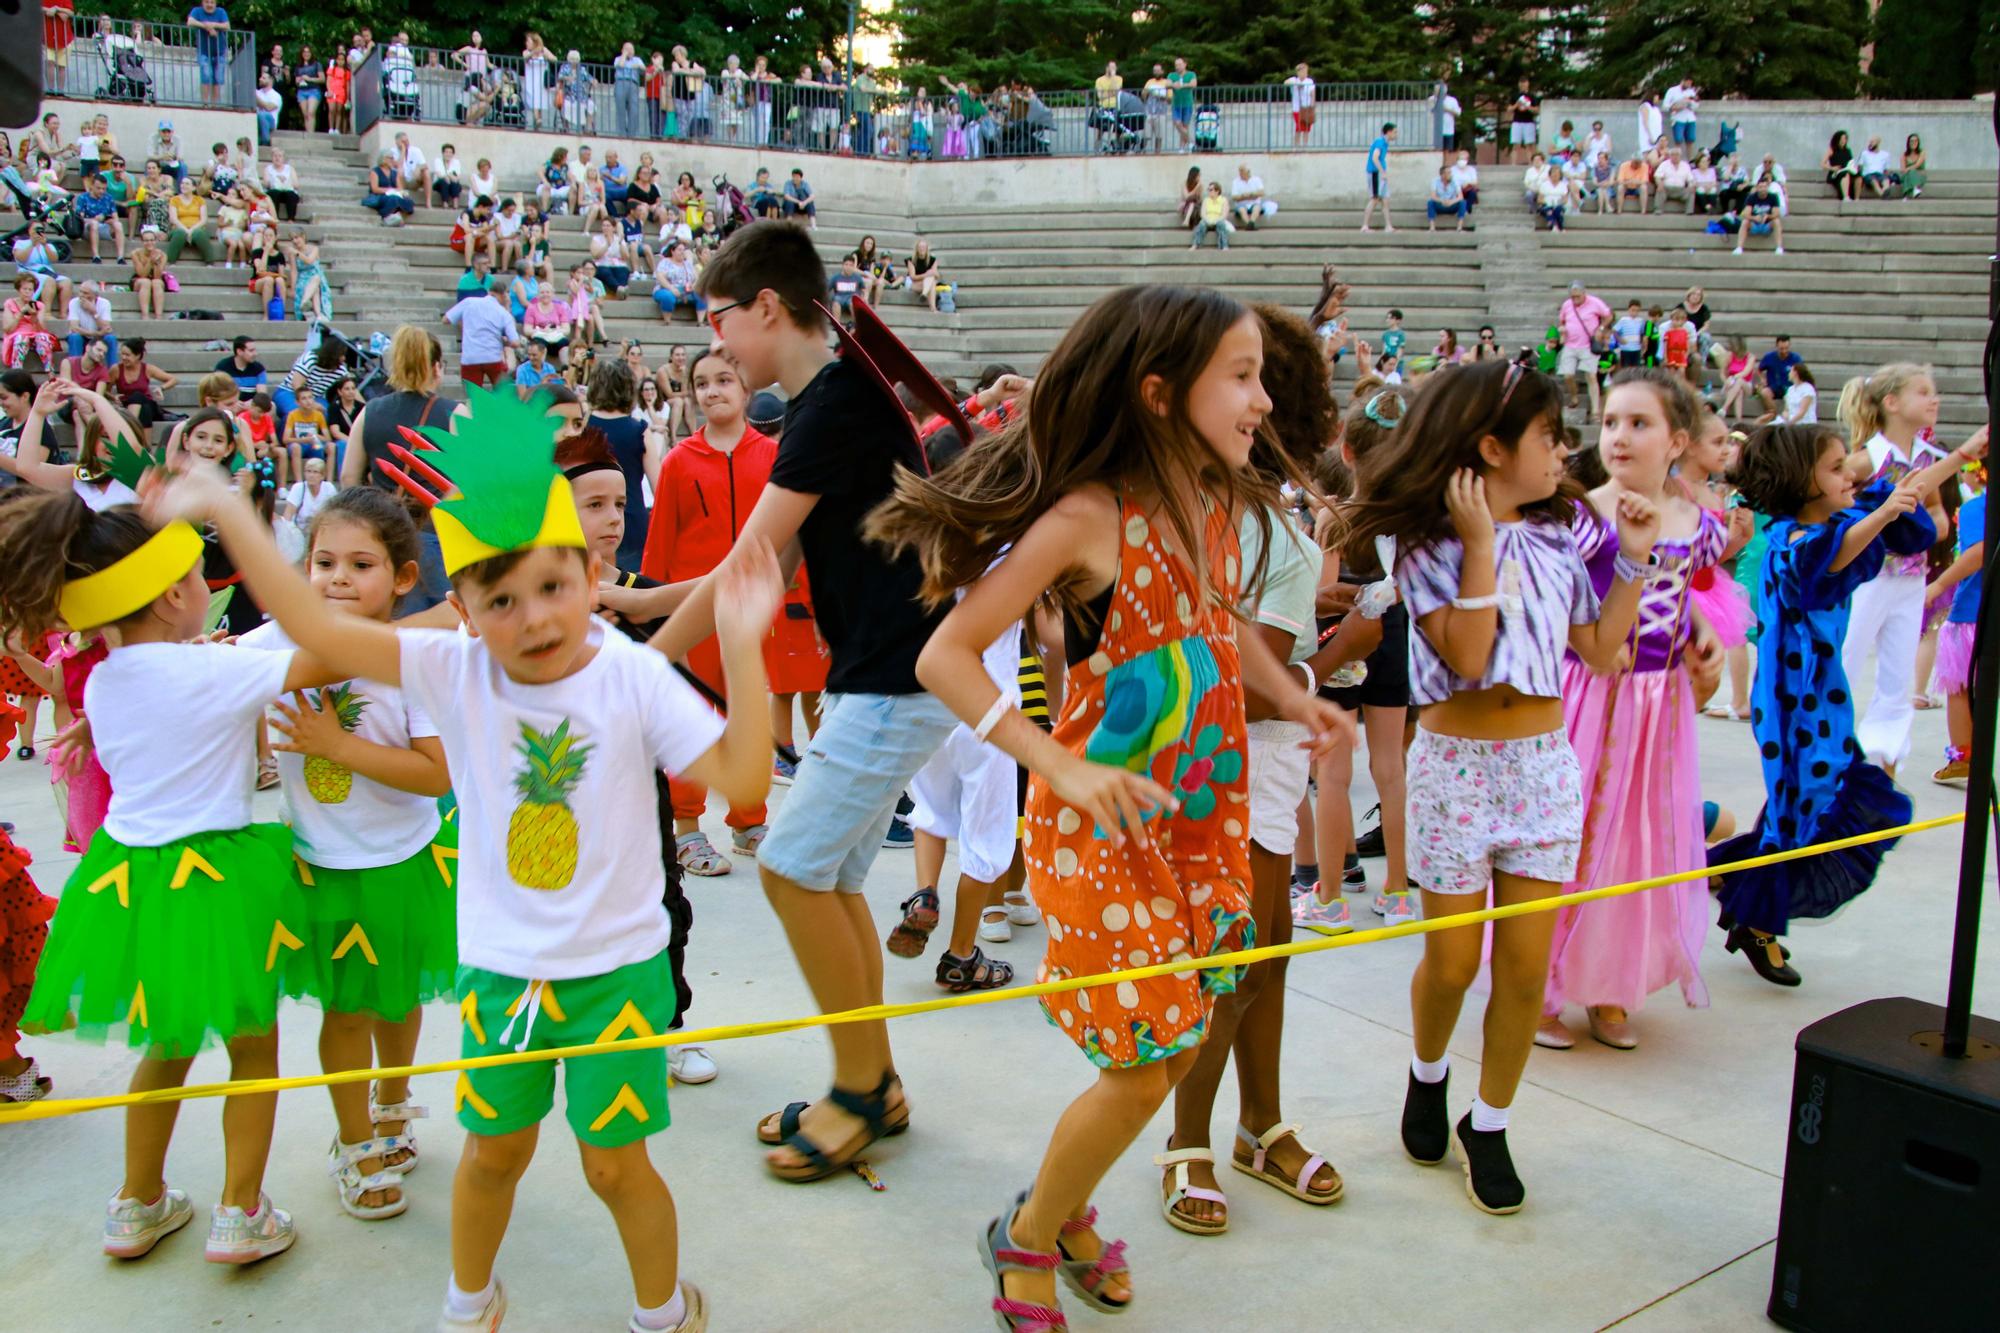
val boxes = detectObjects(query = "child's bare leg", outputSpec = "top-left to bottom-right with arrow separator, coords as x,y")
1309,716 -> 1356,901
1478,873 -> 1562,1109
451,1125 -> 538,1292
1948,689 -> 1973,755
122,1054 -> 196,1201
579,1138 -> 679,1306
221,1030 -> 280,1208
320,1010 -> 398,1207
943,872 -> 1003,959
1365,706 -> 1410,891
913,828 -> 945,897
1727,643 -> 1752,712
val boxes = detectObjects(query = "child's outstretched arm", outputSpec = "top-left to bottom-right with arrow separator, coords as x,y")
917,489 -> 1176,850
1569,490 -> 1662,671
1929,539 -> 1985,605
270,691 -> 450,796
648,483 -> 813,662
144,466 -> 402,686
675,536 -> 780,810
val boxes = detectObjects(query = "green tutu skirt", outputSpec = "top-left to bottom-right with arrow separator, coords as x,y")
23,824 -> 298,1058
285,822 -> 459,1021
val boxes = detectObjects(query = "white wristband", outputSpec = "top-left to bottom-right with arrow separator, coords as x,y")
1452,594 -> 1501,610
1296,661 -> 1317,697
973,694 -> 1014,743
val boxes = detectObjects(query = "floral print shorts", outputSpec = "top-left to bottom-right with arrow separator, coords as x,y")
1407,727 -> 1583,895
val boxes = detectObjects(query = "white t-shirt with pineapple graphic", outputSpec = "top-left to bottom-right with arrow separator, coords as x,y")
240,621 -> 443,871
398,621 -> 725,980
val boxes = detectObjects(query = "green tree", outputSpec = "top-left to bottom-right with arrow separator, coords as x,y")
1133,0 -> 1430,85
1868,0 -> 1982,99
891,0 -> 1138,89
1423,1 -> 1592,148
1583,0 -> 1868,98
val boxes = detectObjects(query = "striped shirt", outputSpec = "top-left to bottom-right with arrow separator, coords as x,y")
1017,627 -> 1051,730
1397,519 -> 1599,706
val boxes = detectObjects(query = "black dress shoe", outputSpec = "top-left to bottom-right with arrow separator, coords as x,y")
1725,923 -> 1801,987
1401,1069 -> 1449,1165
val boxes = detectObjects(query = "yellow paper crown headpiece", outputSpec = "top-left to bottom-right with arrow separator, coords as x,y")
379,384 -> 587,577
57,521 -> 204,630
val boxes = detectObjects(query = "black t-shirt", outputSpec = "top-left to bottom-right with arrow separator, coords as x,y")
767,356 -> 946,695
589,411 -> 650,510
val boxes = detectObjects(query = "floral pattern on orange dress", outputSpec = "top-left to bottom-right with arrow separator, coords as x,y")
1024,496 -> 1254,1069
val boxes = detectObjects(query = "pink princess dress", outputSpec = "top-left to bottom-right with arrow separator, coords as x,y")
940,111 -> 967,160
1543,504 -> 1726,1018
47,634 -> 110,855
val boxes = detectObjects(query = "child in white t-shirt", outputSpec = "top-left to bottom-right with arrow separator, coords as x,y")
2,489 -> 345,1267
239,489 -> 456,1224
152,388 -> 780,1333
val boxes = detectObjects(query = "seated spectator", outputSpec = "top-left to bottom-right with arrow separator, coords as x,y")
104,156 -> 142,229
282,385 -> 331,484
1690,150 -> 1720,214
1229,164 -> 1276,230
1426,166 -> 1468,232
1781,362 -> 1818,424
1472,325 -> 1503,362
537,147 -> 572,216
577,167 -> 610,233
590,218 -> 636,297
492,196 -> 527,273
514,337 -> 564,395
1190,182 -> 1233,250
1612,300 -> 1647,367
782,168 -> 817,227
601,150 -> 630,211
650,241 -> 702,322
1756,154 -> 1790,213
151,121 -> 186,189
523,287 -> 571,353
1734,177 -> 1785,255
1178,166 -> 1203,228
1449,150 -> 1480,212
111,338 -> 175,444
828,254 -> 864,329
129,227 -> 170,319
1857,136 -> 1896,198
1,275 -> 57,370
1615,155 -> 1650,213
216,336 -> 268,394
61,331 -> 114,399
434,143 -> 464,209
1587,149 -> 1616,212
1716,152 -> 1751,214
74,175 -> 125,263
393,132 -> 430,200
565,264 -> 605,345
263,147 -> 301,222
1536,164 -> 1569,231
198,141 -> 236,197
166,177 -> 222,264
213,185 -> 252,267
1560,149 -> 1589,208
361,153 -> 415,225
247,228 -> 291,317
1651,147 -> 1693,212
1900,134 -> 1927,198
280,456 -> 336,528
1823,130 -> 1858,200
325,375 -> 363,455
865,248 -> 898,304
452,196 -> 497,268
458,250 -> 497,298
445,278 -> 520,389
280,333 -> 349,421
469,157 -> 498,203
623,165 -> 665,229
1520,152 -> 1549,206
906,237 -> 944,310
748,166 -> 782,218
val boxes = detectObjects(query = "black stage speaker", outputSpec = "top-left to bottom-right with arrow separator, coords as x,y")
1769,996 -> 2000,1331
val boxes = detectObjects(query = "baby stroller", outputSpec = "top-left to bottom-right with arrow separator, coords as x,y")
711,175 -> 754,239
1094,90 -> 1147,155
102,48 -> 154,104
1193,104 -> 1220,152
0,167 -> 73,263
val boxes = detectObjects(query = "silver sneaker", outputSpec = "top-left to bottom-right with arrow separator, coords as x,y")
204,1192 -> 297,1265
103,1186 -> 194,1259
438,1279 -> 508,1332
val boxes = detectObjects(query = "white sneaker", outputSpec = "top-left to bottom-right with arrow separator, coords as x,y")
669,1045 -> 718,1085
438,1279 -> 508,1333
1774,246 -> 1785,255
103,1186 -> 194,1259
204,1192 -> 297,1265
979,909 -> 1013,943
1731,246 -> 1744,255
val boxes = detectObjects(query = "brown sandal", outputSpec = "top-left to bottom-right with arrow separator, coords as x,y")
886,888 -> 939,958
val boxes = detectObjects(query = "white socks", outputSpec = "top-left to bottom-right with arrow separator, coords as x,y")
445,1276 -> 496,1320
632,1287 -> 689,1331
1411,1053 -> 1449,1085
1470,1095 -> 1510,1133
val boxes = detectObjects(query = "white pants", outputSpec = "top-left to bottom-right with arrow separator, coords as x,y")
907,723 -> 1018,883
1842,570 -> 1923,768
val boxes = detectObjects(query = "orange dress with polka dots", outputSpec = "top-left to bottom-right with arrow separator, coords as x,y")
1024,494 -> 1253,1069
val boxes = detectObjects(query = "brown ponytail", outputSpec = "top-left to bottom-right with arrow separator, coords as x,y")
0,487 -> 157,639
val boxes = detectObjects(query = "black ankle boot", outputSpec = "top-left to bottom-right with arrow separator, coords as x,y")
1725,923 -> 1801,987
1401,1069 -> 1449,1165
1454,1112 -> 1525,1214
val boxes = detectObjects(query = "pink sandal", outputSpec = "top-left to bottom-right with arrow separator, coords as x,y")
1056,1207 -> 1131,1313
979,1199 -> 1067,1331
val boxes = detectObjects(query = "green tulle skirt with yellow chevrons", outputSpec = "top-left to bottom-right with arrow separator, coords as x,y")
283,819 -> 459,1021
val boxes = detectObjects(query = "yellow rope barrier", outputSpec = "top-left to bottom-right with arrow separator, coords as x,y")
0,813 -> 1965,1126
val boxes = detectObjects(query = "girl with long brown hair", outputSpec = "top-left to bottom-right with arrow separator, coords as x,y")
868,284 -> 1342,1327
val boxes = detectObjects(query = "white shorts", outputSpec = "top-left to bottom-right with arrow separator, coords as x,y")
1407,727 -> 1582,894
1245,720 -> 1311,856
1557,345 -> 1595,377
907,723 -> 1019,883
1510,122 -> 1538,146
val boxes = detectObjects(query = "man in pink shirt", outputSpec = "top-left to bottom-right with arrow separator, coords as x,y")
1555,280 -> 1611,420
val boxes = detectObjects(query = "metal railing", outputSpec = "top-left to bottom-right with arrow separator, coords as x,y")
49,14 -> 258,112
346,50 -> 1437,158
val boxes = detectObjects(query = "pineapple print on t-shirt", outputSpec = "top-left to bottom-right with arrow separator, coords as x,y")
303,683 -> 369,804
507,718 -> 592,890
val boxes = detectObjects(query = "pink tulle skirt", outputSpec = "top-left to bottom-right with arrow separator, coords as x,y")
1933,620 -> 1976,695
1688,565 -> 1751,649
1544,660 -> 1711,1016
